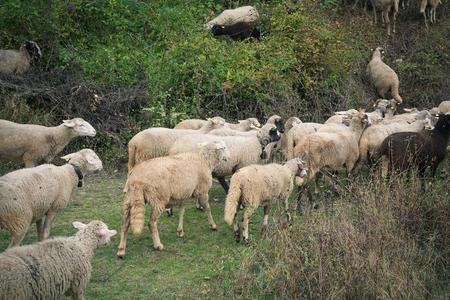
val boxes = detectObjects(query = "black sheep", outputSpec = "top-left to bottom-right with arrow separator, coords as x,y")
379,114 -> 450,177
211,22 -> 260,41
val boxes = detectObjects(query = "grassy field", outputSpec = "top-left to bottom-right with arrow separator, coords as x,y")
0,172 -> 272,299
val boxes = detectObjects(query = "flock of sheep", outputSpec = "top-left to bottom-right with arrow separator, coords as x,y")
0,4 -> 449,300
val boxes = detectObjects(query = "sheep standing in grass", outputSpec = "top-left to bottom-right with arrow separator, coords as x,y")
379,114 -> 450,178
354,118 -> 432,173
224,158 -> 308,244
0,220 -> 116,300
0,41 -> 42,75
117,141 -> 230,256
293,112 -> 371,185
420,0 -> 442,28
0,149 -> 102,248
370,0 -> 399,35
127,117 -> 226,172
0,118 -> 96,168
367,47 -> 403,104
168,125 -> 281,192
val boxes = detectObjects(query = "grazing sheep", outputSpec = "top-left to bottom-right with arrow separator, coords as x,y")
0,220 -> 116,300
420,0 -> 442,28
127,116 -> 226,172
370,0 -> 399,35
223,158 -> 308,244
379,114 -> 450,177
117,141 -> 230,256
0,149 -> 103,248
0,118 -> 96,168
0,41 -> 42,75
293,112 -> 371,184
169,125 -> 281,192
354,118 -> 432,173
211,22 -> 260,40
437,100 -> 450,114
206,6 -> 260,29
367,47 -> 403,103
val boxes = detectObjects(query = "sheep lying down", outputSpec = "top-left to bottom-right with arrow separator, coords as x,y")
0,220 -> 116,300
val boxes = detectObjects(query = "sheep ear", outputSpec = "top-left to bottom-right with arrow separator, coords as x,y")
72,221 -> 87,230
100,228 -> 117,238
63,119 -> 76,128
61,153 -> 75,161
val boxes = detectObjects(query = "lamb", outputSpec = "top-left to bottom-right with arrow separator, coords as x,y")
0,220 -> 116,300
223,158 -> 308,244
169,125 -> 281,193
420,0 -> 442,28
370,0 -> 399,35
354,118 -> 432,173
127,116 -> 226,172
0,149 -> 103,248
0,41 -> 42,75
116,141 -> 230,256
293,112 -> 371,185
437,100 -> 450,114
206,6 -> 260,29
379,113 -> 450,177
0,117 -> 96,168
367,47 -> 403,103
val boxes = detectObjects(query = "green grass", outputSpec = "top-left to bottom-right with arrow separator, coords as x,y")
0,173 -> 271,299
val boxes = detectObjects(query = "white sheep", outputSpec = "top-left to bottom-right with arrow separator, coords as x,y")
117,141 -> 230,256
0,149 -> 103,248
367,47 -> 403,103
127,116 -> 226,172
174,118 -> 208,130
223,158 -> 308,244
324,109 -> 359,124
206,6 -> 260,29
353,118 -> 432,173
0,220 -> 116,300
293,112 -> 371,185
370,0 -> 399,35
0,117 -> 96,167
420,0 -> 442,28
0,41 -> 42,75
381,109 -> 431,124
168,125 -> 281,192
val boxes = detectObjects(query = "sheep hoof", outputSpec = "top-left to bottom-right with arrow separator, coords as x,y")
196,203 -> 204,211
154,243 -> 164,251
177,229 -> 185,238
209,224 -> 217,231
116,250 -> 125,259
242,238 -> 250,245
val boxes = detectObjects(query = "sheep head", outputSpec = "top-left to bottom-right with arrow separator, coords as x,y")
206,116 -> 226,129
23,41 -> 42,59
373,98 -> 397,117
73,220 -> 117,246
284,117 -> 302,132
61,148 -> 103,174
62,118 -> 96,137
240,117 -> 261,130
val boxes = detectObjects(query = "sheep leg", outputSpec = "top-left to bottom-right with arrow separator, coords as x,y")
198,194 -> 217,230
217,177 -> 229,193
177,206 -> 186,237
149,208 -> 164,250
116,205 -> 131,258
36,219 -> 44,241
42,210 -> 58,240
242,207 -> 256,244
233,214 -> 240,243
8,228 -> 27,248
261,205 -> 271,232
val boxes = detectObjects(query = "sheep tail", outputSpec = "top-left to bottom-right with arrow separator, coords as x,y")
127,143 -> 136,174
391,81 -> 403,103
127,187 -> 145,237
224,177 -> 241,225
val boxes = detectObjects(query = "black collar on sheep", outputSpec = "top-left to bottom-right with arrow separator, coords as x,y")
70,163 -> 84,187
